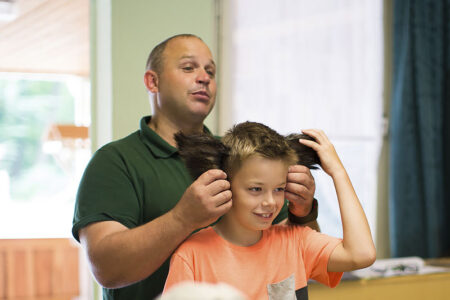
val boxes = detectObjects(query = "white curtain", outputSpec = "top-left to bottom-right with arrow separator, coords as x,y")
221,0 -> 383,238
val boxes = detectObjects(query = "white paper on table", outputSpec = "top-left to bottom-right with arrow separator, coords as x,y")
349,256 -> 450,279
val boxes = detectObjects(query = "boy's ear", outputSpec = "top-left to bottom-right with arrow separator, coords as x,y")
144,70 -> 159,93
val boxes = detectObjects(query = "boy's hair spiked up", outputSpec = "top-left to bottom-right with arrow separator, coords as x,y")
221,122 -> 298,178
175,121 -> 321,181
285,133 -> 321,170
174,132 -> 230,180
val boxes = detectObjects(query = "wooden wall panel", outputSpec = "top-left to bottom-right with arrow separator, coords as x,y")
0,238 -> 79,299
11,250 -> 33,297
33,249 -> 52,296
52,246 -> 79,295
0,252 -> 6,298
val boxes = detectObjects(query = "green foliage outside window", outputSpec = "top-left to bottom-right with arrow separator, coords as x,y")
0,78 -> 75,202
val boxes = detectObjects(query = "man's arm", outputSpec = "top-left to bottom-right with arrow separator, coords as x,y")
79,169 -> 232,289
80,214 -> 191,289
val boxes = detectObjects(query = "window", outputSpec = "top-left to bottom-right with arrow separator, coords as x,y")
222,0 -> 383,238
0,73 -> 90,238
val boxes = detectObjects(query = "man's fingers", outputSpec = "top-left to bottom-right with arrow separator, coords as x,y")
196,169 -> 228,185
288,165 -> 314,182
285,191 -> 306,204
285,190 -> 304,202
215,197 -> 233,215
207,179 -> 231,196
287,165 -> 315,193
288,164 -> 310,173
213,190 -> 232,207
287,171 -> 313,185
285,182 -> 309,198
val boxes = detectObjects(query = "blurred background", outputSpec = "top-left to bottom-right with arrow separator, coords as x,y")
0,0 -> 448,299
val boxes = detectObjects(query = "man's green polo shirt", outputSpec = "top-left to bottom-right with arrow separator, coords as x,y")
72,116 -> 288,299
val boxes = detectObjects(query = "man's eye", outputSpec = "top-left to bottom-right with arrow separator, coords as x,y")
183,67 -> 193,71
206,70 -> 215,77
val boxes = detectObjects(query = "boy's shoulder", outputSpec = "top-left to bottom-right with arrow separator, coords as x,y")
192,226 -> 216,238
179,227 -> 218,249
267,223 -> 314,237
264,224 -> 328,247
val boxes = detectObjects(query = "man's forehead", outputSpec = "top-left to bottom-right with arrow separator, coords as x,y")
165,37 -> 214,62
179,55 -> 216,66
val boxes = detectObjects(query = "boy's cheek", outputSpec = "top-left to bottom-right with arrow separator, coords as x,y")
274,202 -> 284,216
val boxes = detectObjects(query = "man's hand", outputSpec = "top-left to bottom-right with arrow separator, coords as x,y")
285,165 -> 316,217
172,169 -> 232,230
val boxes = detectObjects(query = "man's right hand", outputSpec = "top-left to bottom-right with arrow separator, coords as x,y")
79,169 -> 232,288
172,169 -> 232,230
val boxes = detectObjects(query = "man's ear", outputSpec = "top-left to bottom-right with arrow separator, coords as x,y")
144,70 -> 159,93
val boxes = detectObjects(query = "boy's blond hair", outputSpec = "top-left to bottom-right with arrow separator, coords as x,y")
175,121 -> 320,180
221,122 -> 298,178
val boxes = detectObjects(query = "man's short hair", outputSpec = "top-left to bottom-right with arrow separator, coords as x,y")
145,33 -> 203,74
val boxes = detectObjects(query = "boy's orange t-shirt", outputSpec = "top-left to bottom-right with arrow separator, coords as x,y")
164,224 -> 343,299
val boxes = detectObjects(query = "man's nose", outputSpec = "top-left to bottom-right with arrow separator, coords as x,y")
196,69 -> 210,85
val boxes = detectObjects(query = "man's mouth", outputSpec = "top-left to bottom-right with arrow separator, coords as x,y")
190,90 -> 210,101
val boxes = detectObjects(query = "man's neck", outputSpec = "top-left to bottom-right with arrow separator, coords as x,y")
149,114 -> 204,147
213,216 -> 263,247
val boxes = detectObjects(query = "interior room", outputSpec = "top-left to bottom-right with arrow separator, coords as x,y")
0,0 -> 448,299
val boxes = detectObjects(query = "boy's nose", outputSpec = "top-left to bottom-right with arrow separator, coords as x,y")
262,194 -> 276,207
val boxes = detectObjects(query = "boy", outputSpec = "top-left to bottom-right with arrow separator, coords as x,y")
163,122 -> 376,299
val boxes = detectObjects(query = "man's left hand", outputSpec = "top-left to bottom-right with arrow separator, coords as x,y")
285,165 -> 316,217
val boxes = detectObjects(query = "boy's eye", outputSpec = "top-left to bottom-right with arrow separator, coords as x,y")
249,187 -> 262,192
275,187 -> 285,192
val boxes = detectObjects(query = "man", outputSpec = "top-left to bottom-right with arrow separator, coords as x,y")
72,34 -> 318,299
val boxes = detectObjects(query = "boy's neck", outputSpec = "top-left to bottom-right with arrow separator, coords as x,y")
213,216 -> 263,247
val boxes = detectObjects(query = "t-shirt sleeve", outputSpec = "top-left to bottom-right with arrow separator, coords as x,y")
72,146 -> 141,242
163,252 -> 195,294
300,227 -> 343,287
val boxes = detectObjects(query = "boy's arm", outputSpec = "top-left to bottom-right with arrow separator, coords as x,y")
300,130 -> 376,272
326,169 -> 376,272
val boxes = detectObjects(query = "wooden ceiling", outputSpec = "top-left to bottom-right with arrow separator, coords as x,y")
0,0 -> 89,76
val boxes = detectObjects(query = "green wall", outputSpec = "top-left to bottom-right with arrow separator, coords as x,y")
91,0 -> 218,148
89,2 -> 218,297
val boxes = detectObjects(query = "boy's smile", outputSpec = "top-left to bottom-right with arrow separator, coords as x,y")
215,155 -> 289,246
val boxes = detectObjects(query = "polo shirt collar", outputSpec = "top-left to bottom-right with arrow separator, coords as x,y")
139,116 -> 212,158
